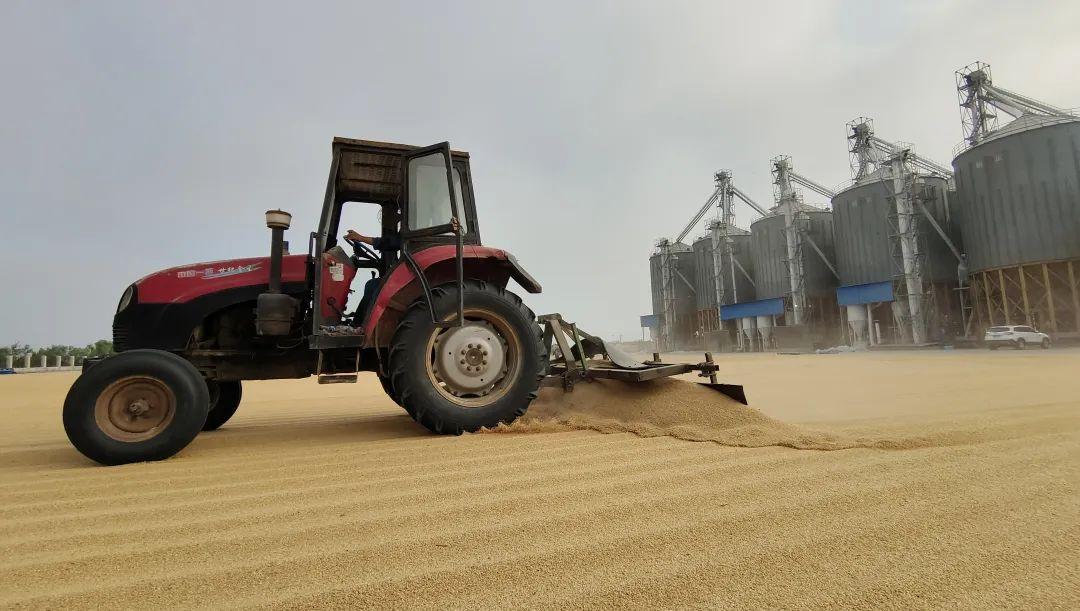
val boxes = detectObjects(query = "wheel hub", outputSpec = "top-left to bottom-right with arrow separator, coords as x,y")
94,376 -> 177,441
127,399 -> 151,417
433,322 -> 507,396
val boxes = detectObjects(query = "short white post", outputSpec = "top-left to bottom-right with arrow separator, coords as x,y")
4,355 -> 12,369
53,355 -> 62,368
40,355 -> 47,368
866,304 -> 875,346
23,354 -> 31,368
67,356 -> 75,367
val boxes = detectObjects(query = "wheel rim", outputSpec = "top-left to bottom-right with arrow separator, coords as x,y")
425,309 -> 522,408
94,376 -> 177,442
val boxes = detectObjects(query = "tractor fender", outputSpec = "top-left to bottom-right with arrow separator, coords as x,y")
504,253 -> 542,294
362,245 -> 542,342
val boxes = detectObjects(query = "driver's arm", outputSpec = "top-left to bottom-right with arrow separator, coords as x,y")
344,230 -> 374,246
345,230 -> 399,253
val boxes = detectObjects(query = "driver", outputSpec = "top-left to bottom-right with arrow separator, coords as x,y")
331,228 -> 401,327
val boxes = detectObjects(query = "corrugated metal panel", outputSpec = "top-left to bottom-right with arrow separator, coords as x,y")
750,209 -> 837,300
832,176 -> 960,285
803,209 -> 838,296
750,215 -> 789,300
673,248 -> 697,345
722,233 -> 756,305
952,118 -> 1080,272
919,177 -> 964,283
719,297 -> 784,321
832,180 -> 893,285
836,281 -> 894,306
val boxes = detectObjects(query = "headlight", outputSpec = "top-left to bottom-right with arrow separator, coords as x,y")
117,285 -> 135,313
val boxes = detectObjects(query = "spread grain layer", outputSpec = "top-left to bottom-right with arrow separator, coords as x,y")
1,350 -> 1078,609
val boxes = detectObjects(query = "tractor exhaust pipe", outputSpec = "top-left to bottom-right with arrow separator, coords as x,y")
265,209 -> 292,293
256,210 -> 298,336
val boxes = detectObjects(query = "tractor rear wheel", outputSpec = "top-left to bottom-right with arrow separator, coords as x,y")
63,350 -> 209,465
202,380 -> 242,431
388,280 -> 545,434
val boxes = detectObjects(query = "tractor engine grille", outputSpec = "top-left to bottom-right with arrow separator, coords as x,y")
112,322 -> 130,352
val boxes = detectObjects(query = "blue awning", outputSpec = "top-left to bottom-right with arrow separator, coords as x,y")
719,297 -> 785,321
836,281 -> 894,306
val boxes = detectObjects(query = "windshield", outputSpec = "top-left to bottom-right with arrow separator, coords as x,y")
407,152 -> 468,233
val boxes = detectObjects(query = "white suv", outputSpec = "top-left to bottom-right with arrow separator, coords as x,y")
984,325 -> 1051,350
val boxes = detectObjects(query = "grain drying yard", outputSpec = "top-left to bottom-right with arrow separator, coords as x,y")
2,349 -> 1077,609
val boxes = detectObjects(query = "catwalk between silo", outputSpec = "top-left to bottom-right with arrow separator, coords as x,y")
484,377 -> 921,450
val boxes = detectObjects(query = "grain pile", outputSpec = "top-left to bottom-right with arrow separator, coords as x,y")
489,378 -> 931,450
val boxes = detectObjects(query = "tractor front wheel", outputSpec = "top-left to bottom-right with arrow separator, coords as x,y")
378,373 -> 401,406
388,280 -> 545,434
63,350 -> 209,465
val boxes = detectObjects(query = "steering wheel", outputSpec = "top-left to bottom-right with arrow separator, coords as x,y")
343,236 -> 379,262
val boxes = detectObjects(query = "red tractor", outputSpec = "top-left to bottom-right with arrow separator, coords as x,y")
64,138 -> 743,465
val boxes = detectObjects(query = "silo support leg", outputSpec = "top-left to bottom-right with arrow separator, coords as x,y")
1042,264 -> 1057,334
981,271 -> 995,326
998,269 -> 1010,325
1018,264 -> 1031,326
969,277 -> 983,333
1069,261 -> 1080,333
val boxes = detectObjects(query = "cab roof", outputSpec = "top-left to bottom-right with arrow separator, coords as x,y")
331,137 -> 469,204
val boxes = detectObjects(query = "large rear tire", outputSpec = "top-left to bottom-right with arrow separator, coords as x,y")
1015,339 -> 1026,350
202,380 -> 242,431
388,280 -> 545,434
63,350 -> 209,465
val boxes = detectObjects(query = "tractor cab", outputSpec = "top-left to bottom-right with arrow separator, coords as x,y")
318,141 -> 477,345
258,139 -> 491,352
205,137 -> 540,373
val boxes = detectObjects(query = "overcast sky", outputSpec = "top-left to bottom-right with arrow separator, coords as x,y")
2,0 -> 1078,347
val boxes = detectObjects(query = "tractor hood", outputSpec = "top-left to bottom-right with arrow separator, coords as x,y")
132,254 -> 309,305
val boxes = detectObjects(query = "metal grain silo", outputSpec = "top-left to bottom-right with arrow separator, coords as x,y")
750,207 -> 836,299
692,236 -> 716,313
832,173 -> 959,286
648,241 -> 698,350
716,229 -> 755,305
831,174 -> 892,287
952,115 -> 1080,336
671,246 -> 698,347
953,116 -> 1080,270
749,214 -> 789,301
